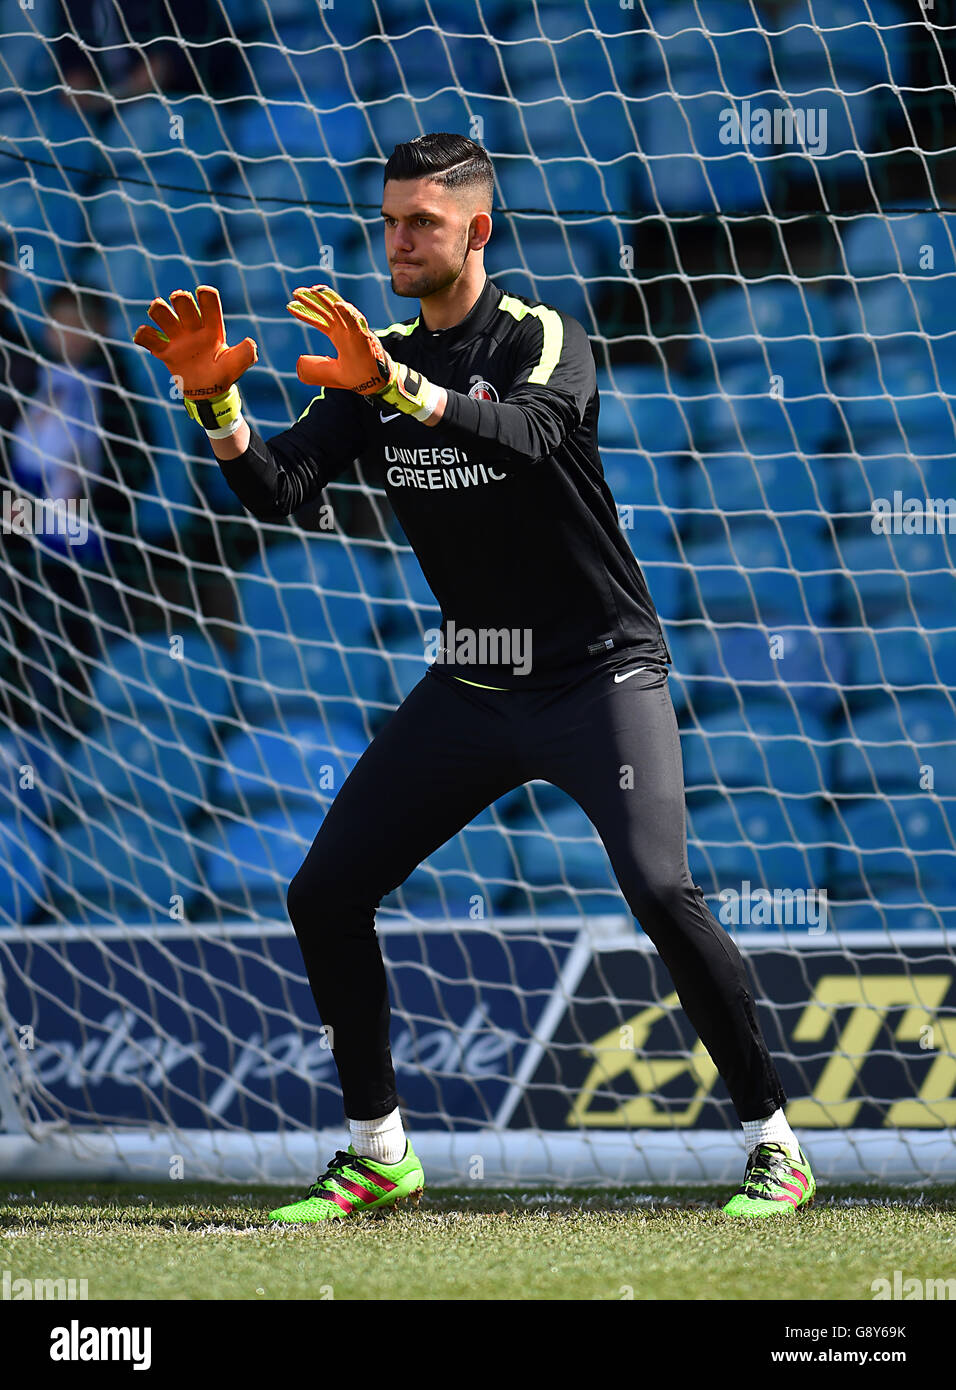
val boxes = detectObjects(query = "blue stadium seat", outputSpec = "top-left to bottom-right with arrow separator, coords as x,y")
602,451 -> 684,514
0,729 -> 61,810
828,451 -> 956,520
841,627 -> 956,691
837,274 -> 951,345
0,817 -> 47,923
834,695 -> 956,796
767,0 -> 909,90
631,92 -> 774,213
233,92 -> 355,160
622,509 -> 686,624
682,516 -> 834,626
680,699 -> 829,797
47,803 -> 200,916
673,622 -> 848,721
634,0 -> 771,97
597,367 -> 694,455
60,711 -> 209,822
0,33 -> 57,90
841,212 -> 956,280
0,178 -> 84,251
831,797 -> 956,906
690,357 -> 838,454
511,801 -> 623,896
235,539 -> 390,640
686,790 -> 830,892
212,713 -> 367,810
687,281 -> 840,381
383,807 -> 515,918
235,631 -> 387,717
832,350 -> 956,450
93,631 -> 236,725
198,808 -> 311,910
832,530 -> 956,631
239,29 -> 355,100
687,452 -> 834,518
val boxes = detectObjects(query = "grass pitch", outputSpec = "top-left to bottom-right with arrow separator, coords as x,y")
3,1181 -> 955,1301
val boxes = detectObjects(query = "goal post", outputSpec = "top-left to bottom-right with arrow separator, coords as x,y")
0,0 -> 954,1184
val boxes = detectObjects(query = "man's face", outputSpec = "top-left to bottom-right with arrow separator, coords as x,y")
382,177 -> 477,299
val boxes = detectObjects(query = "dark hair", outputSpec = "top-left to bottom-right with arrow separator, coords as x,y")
384,133 -> 494,207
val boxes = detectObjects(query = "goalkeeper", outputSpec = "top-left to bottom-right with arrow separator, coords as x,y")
134,132 -> 815,1222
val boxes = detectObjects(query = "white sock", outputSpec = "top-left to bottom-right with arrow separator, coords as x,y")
348,1107 -> 406,1166
742,1108 -> 800,1162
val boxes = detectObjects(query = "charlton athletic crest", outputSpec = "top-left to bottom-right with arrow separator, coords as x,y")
468,377 -> 499,402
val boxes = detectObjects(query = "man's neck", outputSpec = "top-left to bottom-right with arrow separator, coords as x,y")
419,270 -> 488,332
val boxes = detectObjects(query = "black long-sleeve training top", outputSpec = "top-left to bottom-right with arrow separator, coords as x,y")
217,276 -> 671,690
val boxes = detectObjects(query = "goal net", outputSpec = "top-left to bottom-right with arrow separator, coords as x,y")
0,0 -> 954,1184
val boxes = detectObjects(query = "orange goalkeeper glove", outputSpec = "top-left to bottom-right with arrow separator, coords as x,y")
133,286 -> 258,436
286,284 -> 442,422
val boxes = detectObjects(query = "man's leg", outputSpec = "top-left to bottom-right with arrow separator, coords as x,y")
527,662 -> 788,1126
286,671 -> 524,1123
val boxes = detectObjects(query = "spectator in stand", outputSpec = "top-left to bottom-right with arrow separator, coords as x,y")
4,287 -> 151,720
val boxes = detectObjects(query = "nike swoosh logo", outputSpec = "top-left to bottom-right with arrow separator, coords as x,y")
380,411 -> 401,423
613,667 -> 649,683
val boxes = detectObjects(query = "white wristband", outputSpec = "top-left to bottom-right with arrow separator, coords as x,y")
205,412 -> 246,440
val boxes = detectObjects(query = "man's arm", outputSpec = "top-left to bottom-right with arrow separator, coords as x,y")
212,388 -> 368,521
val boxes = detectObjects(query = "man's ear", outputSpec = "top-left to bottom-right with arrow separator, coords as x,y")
469,210 -> 492,251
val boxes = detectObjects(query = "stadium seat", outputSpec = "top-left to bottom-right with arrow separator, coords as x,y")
198,807 -> 312,912
686,789 -> 830,893
832,530 -> 956,631
681,516 -> 834,627
672,622 -> 848,723
234,539 -> 390,641
768,0 -> 909,91
47,803 -> 200,917
634,0 -> 771,97
212,712 -> 368,811
687,452 -> 834,519
92,631 -> 237,725
689,362 -> 838,455
60,710 -> 209,823
631,92 -> 775,213
831,344 -> 956,448
511,801 -> 624,897
622,509 -> 686,624
602,451 -> 684,514
830,796 -> 956,906
383,807 -> 515,918
833,695 -> 955,796
0,729 -> 61,809
235,631 -> 386,717
680,698 -> 829,797
687,281 -> 840,382
841,627 -> 956,691
596,367 -> 694,455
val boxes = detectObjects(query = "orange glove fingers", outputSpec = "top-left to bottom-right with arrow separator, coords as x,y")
131,324 -> 170,354
142,295 -> 185,340
195,285 -> 227,341
168,288 -> 203,336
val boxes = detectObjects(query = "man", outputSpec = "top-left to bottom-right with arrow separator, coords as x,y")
133,132 -> 815,1221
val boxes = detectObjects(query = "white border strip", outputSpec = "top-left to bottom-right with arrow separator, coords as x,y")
1,1129 -> 953,1185
0,918 -> 951,950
